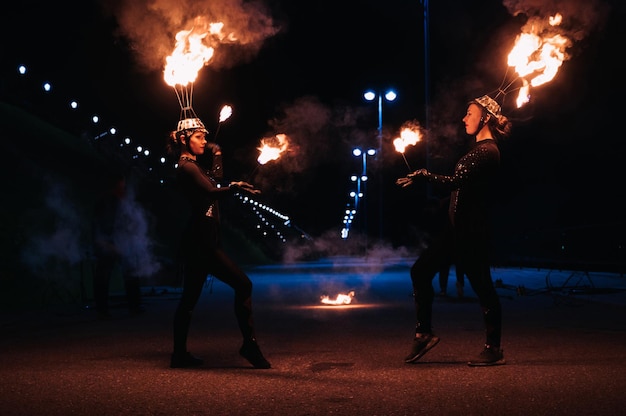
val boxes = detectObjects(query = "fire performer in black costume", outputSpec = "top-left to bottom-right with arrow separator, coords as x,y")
396,95 -> 512,366
166,117 -> 270,369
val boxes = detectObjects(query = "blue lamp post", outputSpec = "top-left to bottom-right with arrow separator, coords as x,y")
363,89 -> 397,240
352,148 -> 376,207
342,147 -> 376,239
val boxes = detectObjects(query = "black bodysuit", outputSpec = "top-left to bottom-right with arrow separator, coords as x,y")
172,157 -> 258,354
410,139 -> 502,347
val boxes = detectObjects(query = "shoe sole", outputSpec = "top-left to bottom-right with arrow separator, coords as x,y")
405,336 -> 440,364
467,358 -> 506,367
239,349 -> 271,369
241,359 -> 271,369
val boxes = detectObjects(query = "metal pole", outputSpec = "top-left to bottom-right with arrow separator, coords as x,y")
423,0 -> 431,198
362,153 -> 367,237
377,94 -> 384,241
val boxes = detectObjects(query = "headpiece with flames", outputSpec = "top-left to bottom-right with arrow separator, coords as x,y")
164,17 -> 234,138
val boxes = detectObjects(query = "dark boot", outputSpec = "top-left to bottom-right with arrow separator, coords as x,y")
482,305 -> 502,348
239,339 -> 271,369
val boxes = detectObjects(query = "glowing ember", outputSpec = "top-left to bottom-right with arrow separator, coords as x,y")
219,105 -> 233,122
507,13 -> 570,107
257,134 -> 289,164
320,291 -> 355,305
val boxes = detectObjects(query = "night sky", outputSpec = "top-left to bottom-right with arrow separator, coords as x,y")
2,0 -> 625,265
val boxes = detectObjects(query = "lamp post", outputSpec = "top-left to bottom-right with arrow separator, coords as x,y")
342,147 -> 376,239
353,147 -> 376,198
363,89 -> 397,241
422,0 -> 432,197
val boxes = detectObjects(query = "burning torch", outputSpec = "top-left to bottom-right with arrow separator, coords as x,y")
213,105 -> 233,141
392,121 -> 422,172
248,133 -> 289,179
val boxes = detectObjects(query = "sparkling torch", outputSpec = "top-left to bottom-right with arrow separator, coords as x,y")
393,121 -> 422,172
247,133 -> 289,178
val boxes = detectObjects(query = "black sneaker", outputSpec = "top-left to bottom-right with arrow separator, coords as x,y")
239,340 -> 271,369
404,333 -> 440,363
468,345 -> 505,366
170,351 -> 204,368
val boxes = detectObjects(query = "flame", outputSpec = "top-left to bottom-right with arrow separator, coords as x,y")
393,126 -> 421,154
507,13 -> 571,107
164,18 -> 234,87
320,291 -> 355,305
257,134 -> 289,165
219,105 -> 233,122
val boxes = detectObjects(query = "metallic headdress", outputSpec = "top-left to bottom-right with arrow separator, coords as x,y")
176,117 -> 208,134
471,95 -> 501,118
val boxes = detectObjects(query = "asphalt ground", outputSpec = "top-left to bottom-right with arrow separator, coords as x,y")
1,257 -> 625,415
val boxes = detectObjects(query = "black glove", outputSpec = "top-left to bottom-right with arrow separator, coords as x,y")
205,142 -> 221,154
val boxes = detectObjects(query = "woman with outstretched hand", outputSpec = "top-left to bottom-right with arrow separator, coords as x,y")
397,95 -> 512,366
166,117 -> 270,369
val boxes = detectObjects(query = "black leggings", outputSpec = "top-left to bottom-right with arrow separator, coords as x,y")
410,225 -> 502,347
173,248 -> 256,354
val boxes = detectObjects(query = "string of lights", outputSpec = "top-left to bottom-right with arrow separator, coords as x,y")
3,62 -> 310,251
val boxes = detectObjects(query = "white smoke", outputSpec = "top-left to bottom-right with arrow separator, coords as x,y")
113,184 -> 161,278
21,180 -> 84,272
20,175 -> 160,280
282,229 -> 412,268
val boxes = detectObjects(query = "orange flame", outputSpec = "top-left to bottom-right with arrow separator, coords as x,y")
507,13 -> 571,107
164,18 -> 234,87
393,126 -> 421,154
320,291 -> 355,305
257,134 -> 289,165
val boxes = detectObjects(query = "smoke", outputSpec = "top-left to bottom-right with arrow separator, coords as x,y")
21,180 -> 85,277
99,0 -> 281,73
20,176 -> 160,281
502,0 -> 611,41
267,96 -> 333,173
270,231 -> 414,305
282,229 -> 412,268
113,184 -> 162,278
252,96 -> 372,193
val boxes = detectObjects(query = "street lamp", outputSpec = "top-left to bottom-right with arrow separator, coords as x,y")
363,89 -> 397,240
341,147 -> 376,239
352,147 -> 375,213
363,90 -> 397,154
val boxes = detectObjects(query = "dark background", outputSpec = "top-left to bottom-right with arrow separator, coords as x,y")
1,0 -> 624,284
